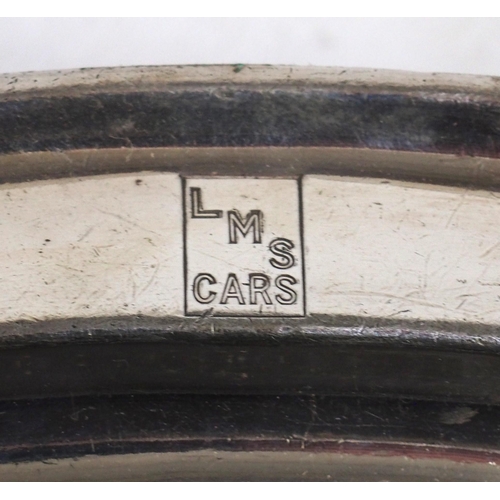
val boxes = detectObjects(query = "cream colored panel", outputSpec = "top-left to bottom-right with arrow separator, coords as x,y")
305,176 -> 500,323
0,172 -> 183,321
2,172 -> 500,325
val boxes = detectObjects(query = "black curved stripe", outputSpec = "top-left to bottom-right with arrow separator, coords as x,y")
1,90 -> 499,156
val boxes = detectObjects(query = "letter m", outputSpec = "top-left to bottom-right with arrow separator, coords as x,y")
228,210 -> 263,244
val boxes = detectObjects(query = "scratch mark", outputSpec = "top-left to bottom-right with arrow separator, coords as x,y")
479,241 -> 500,259
140,261 -> 160,295
193,248 -> 263,273
327,289 -> 465,313
130,273 -> 137,301
194,308 -> 215,323
386,309 -> 411,317
55,263 -> 83,273
445,190 -> 468,229
77,225 -> 95,242
97,209 -> 161,236
365,411 -> 384,421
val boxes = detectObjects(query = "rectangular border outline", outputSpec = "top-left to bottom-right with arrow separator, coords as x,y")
182,176 -> 188,317
182,175 -> 306,318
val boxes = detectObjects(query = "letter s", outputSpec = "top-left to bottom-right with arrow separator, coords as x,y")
275,275 -> 298,305
269,238 -> 295,270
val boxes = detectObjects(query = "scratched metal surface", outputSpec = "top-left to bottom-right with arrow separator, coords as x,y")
2,394 -> 500,481
1,66 -> 500,479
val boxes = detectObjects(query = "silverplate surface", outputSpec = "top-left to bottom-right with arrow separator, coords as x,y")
2,65 -> 500,480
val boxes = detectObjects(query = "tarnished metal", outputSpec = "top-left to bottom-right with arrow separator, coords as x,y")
2,65 -> 500,480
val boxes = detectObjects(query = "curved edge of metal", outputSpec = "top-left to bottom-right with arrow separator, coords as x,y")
2,147 -> 500,190
0,65 -> 499,158
1,394 -> 500,481
2,64 -> 500,98
0,315 -> 499,403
